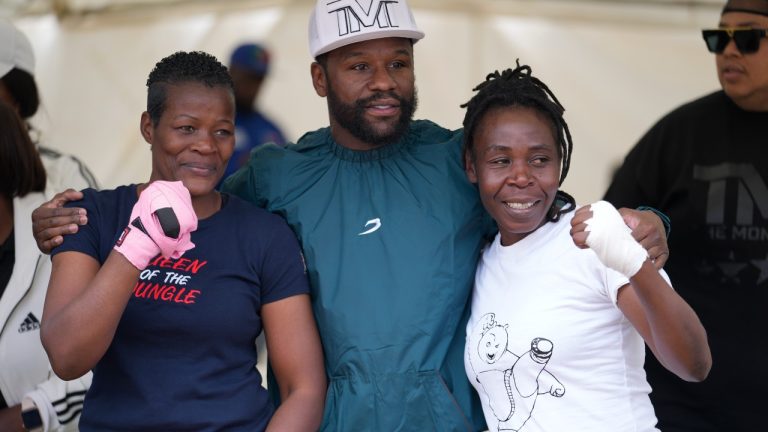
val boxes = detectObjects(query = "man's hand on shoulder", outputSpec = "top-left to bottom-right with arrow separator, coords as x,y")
571,204 -> 669,270
617,207 -> 669,269
32,189 -> 87,254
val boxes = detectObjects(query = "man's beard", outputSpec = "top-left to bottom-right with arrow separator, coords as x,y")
327,85 -> 418,148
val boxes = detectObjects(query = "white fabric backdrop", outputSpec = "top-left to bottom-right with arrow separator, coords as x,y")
11,1 -> 722,203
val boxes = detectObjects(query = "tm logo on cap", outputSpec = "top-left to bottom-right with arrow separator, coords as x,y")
326,0 -> 401,36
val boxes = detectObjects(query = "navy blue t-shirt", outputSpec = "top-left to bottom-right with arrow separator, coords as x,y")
52,185 -> 309,431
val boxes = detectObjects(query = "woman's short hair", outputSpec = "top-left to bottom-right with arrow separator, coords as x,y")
146,51 -> 234,124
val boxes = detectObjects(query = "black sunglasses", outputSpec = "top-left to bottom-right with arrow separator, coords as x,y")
702,28 -> 768,54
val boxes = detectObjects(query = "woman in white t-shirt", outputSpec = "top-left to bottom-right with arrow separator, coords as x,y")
461,63 -> 711,432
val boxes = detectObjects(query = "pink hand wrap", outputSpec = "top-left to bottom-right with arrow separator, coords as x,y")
114,181 -> 198,270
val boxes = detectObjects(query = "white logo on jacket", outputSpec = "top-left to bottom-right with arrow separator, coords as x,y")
358,218 -> 382,235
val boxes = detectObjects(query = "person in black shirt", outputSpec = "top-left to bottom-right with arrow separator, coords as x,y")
604,1 -> 768,430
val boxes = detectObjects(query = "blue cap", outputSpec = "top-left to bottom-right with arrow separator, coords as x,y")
229,43 -> 270,76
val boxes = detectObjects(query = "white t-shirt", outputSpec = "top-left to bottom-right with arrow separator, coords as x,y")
465,210 -> 663,432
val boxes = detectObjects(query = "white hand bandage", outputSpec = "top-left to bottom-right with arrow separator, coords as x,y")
584,200 -> 648,278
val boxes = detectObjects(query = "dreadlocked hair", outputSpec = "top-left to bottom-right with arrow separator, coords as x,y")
146,51 -> 234,124
461,60 -> 575,223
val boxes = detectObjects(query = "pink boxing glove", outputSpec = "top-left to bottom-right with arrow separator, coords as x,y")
114,181 -> 198,270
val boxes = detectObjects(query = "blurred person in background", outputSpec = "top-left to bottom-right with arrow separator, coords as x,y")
0,19 -> 98,193
218,42 -> 286,188
0,99 -> 91,432
604,0 -> 768,430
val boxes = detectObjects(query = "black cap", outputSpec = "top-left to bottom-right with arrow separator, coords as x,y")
722,0 -> 768,17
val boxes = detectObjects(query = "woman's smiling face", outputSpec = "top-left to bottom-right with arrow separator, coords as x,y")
466,106 -> 561,246
143,81 -> 235,198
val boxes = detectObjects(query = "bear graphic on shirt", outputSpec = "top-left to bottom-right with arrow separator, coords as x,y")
467,313 -> 565,431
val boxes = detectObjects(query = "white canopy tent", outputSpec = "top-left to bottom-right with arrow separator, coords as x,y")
2,0 -> 724,203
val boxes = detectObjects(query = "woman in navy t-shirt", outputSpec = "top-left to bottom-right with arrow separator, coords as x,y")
41,51 -> 326,431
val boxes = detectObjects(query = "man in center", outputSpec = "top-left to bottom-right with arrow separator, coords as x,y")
223,1 -> 668,430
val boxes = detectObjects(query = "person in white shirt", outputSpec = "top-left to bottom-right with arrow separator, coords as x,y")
0,100 -> 91,432
461,63 -> 712,432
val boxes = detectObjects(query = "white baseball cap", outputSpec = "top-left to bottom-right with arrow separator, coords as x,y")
0,19 -> 35,78
308,0 -> 425,58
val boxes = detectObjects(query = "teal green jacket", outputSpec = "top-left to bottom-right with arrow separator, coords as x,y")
223,120 -> 493,431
